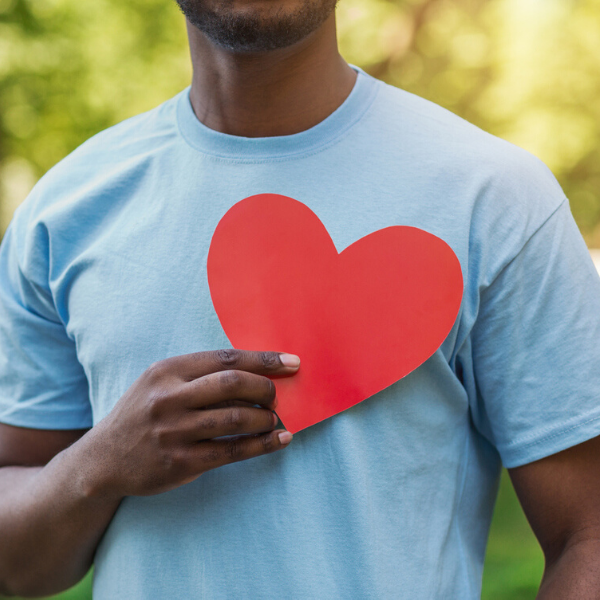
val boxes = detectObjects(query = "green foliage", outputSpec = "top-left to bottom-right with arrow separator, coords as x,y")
0,0 -> 190,228
482,469 -> 544,599
1,0 -> 599,240
337,0 -> 600,244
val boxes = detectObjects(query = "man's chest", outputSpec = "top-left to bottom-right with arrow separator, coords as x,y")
57,184 -> 470,425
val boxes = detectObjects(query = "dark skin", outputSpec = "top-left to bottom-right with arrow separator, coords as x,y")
511,436 -> 600,598
1,2 -> 599,598
186,13 -> 357,138
0,350 -> 300,596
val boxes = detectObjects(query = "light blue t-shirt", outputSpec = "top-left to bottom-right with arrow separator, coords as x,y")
2,64 -> 600,599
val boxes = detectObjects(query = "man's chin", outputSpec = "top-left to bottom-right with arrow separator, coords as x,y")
175,0 -> 337,53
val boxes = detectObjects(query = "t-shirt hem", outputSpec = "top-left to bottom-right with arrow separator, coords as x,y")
498,408 -> 600,468
0,407 -> 93,430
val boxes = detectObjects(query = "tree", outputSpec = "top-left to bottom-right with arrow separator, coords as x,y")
1,0 -> 599,243
337,0 -> 600,243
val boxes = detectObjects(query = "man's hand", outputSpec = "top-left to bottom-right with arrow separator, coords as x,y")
84,349 -> 299,498
0,348 -> 299,597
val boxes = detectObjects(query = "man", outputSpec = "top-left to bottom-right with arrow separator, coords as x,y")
1,0 -> 600,597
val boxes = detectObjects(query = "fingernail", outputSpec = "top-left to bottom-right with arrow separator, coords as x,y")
278,431 -> 293,445
279,354 -> 300,368
272,412 -> 279,426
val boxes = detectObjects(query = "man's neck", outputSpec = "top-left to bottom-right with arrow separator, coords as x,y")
186,13 -> 357,138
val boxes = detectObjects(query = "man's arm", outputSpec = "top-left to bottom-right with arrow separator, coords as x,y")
0,349 -> 297,597
0,425 -> 121,596
509,434 -> 600,599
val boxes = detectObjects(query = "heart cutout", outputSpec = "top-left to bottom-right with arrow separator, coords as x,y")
207,194 -> 463,433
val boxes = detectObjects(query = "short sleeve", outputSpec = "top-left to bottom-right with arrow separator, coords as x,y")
471,199 -> 600,468
0,213 -> 92,430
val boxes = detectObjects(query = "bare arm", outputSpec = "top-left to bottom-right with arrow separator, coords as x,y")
0,349 -> 298,597
509,434 -> 600,599
0,426 -> 120,596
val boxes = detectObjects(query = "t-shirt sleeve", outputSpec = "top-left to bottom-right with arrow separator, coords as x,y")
0,210 -> 92,430
470,199 -> 600,468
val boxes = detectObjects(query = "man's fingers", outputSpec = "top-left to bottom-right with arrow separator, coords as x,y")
160,349 -> 300,381
190,429 -> 293,472
181,406 -> 278,441
202,399 -> 262,410
179,370 -> 277,409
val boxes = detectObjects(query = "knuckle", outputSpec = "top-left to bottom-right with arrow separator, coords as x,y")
260,434 -> 275,454
227,407 -> 245,429
259,351 -> 280,371
218,370 -> 242,395
146,389 -> 171,420
154,426 -> 172,447
203,447 -> 221,464
215,348 -> 242,368
226,440 -> 244,461
265,377 -> 276,400
200,414 -> 219,432
146,360 -> 168,381
161,450 -> 187,478
189,375 -> 211,398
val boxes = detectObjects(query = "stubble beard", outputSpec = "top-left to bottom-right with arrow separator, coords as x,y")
174,0 -> 338,53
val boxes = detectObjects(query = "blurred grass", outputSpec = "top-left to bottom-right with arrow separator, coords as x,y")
0,570 -> 92,600
2,470 -> 543,600
481,469 -> 544,599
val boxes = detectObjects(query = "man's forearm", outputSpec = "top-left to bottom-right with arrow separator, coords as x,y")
537,538 -> 600,600
0,432 -> 121,597
0,350 -> 297,596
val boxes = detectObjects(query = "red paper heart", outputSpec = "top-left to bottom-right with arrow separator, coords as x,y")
207,194 -> 463,433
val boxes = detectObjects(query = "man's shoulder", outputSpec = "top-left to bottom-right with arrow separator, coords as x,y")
11,90 -> 185,232
370,77 -> 566,219
50,90 -> 183,177
372,77 -> 560,192
371,77 -> 500,150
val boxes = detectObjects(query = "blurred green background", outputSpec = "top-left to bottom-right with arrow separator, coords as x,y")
2,0 -> 600,241
1,0 -> 598,597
